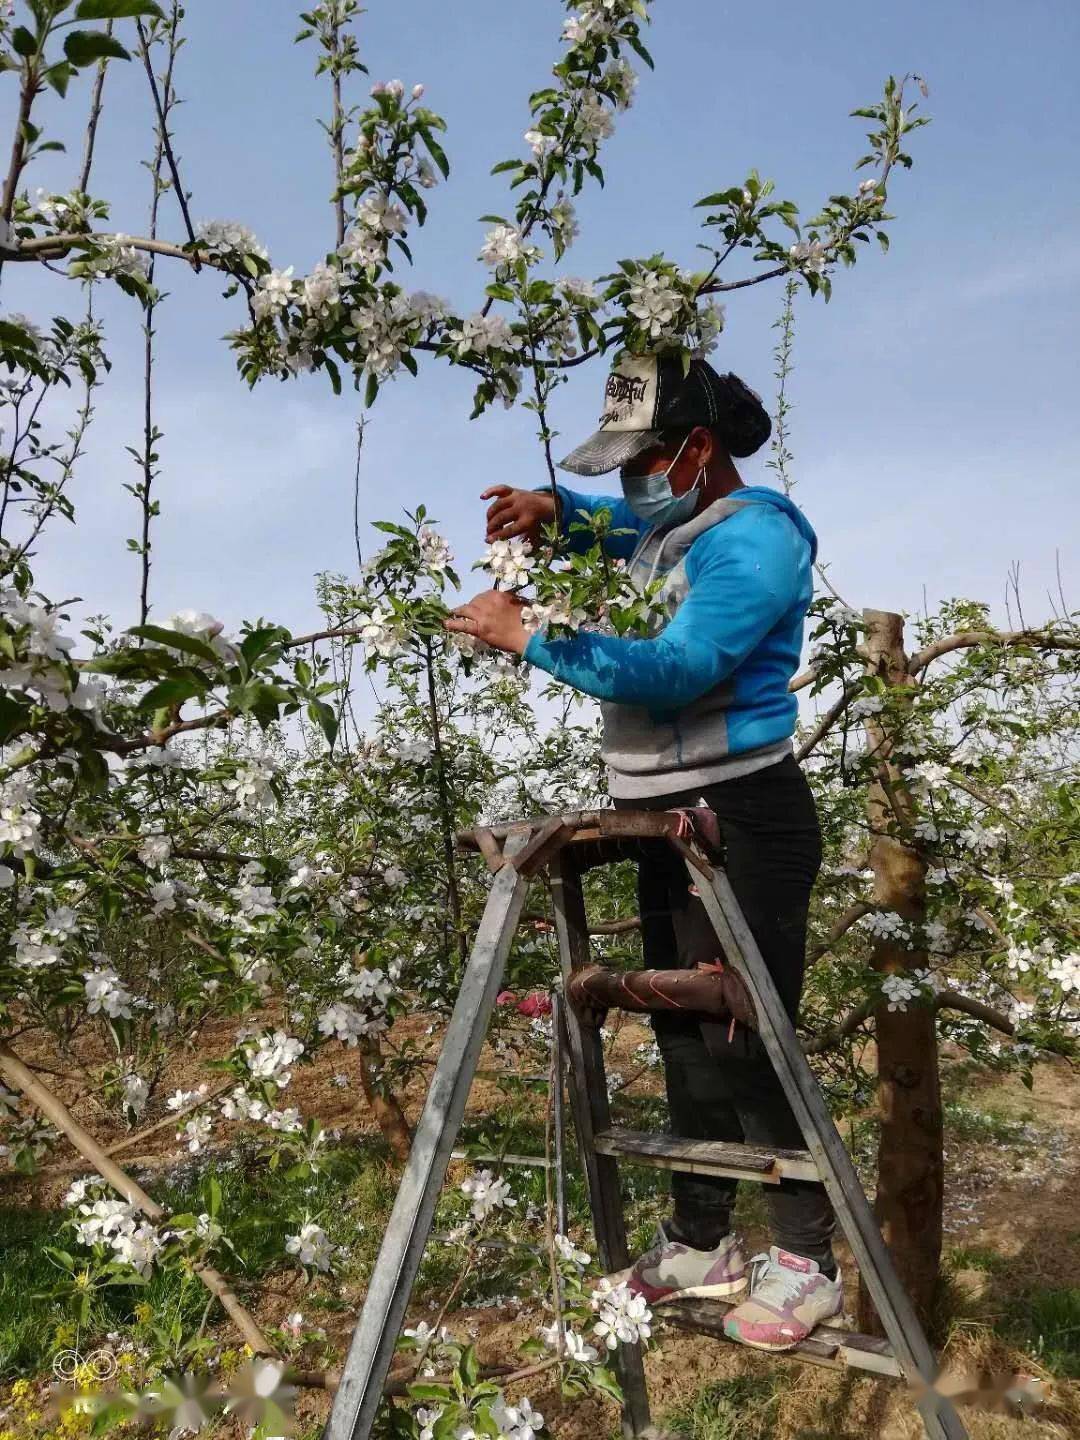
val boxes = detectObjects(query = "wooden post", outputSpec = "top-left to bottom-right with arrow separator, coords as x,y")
859,609 -> 944,1332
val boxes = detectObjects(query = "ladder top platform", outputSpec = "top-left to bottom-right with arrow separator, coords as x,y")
458,808 -> 689,845
458,808 -> 721,875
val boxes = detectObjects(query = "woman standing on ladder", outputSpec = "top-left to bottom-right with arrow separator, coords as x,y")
446,352 -> 842,1352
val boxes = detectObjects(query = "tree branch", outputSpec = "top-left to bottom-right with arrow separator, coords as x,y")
807,900 -> 873,965
803,988 -> 1015,1054
795,681 -> 861,762
0,1042 -> 275,1356
908,627 -> 1080,675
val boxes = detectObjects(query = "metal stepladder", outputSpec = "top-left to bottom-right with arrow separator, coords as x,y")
324,809 -> 969,1440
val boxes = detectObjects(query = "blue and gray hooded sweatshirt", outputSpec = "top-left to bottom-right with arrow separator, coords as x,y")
523,483 -> 818,799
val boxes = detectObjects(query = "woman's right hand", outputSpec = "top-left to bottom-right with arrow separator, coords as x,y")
481,485 -> 557,547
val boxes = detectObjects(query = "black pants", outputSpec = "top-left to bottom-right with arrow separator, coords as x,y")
614,755 -> 837,1268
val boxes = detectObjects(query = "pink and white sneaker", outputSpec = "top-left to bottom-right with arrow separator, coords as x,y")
619,1223 -> 748,1304
722,1246 -> 843,1351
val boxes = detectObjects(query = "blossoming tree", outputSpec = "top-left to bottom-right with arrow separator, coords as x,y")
0,1 -> 1077,1434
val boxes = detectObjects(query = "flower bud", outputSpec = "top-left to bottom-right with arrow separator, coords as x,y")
412,83 -> 425,99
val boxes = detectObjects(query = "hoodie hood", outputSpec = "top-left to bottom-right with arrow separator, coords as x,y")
729,486 -> 818,563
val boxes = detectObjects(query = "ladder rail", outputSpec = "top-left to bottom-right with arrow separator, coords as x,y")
689,854 -> 969,1440
324,840 -> 531,1440
550,855 -> 658,1440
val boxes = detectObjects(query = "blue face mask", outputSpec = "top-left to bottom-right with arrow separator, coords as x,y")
620,434 -> 703,528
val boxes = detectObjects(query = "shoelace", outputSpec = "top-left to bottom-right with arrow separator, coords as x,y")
746,1252 -> 812,1306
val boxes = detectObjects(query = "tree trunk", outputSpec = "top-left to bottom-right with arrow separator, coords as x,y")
357,1037 -> 413,1162
857,610 -> 944,1333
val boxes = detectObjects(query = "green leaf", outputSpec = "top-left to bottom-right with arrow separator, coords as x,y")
63,29 -> 132,67
78,748 -> 110,796
12,27 -> 36,58
239,625 -> 286,669
406,1383 -> 453,1404
75,0 -> 166,17
137,674 -> 209,712
128,624 -> 222,666
460,1344 -> 479,1388
307,699 -> 338,747
589,1366 -> 624,1404
364,372 -> 379,408
419,127 -> 450,179
45,63 -> 74,97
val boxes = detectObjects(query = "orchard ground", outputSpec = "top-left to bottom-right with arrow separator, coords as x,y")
2,997 -> 1078,1440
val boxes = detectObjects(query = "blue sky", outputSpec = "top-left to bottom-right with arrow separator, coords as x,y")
6,0 -> 1079,650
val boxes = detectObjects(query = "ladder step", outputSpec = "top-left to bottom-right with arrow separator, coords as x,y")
661,1297 -> 902,1378
594,1127 -> 820,1184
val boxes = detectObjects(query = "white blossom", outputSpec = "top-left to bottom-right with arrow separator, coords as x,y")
522,595 -> 588,636
302,260 -> 341,317
490,1396 -> 544,1440
418,525 -> 453,572
356,191 -> 407,236
861,910 -> 909,941
789,238 -> 828,274
691,299 -> 726,358
479,224 -> 542,270
179,1114 -> 214,1154
317,1002 -> 370,1046
446,313 -> 521,358
625,271 -> 683,340
394,737 -> 433,764
84,966 -> 136,1020
349,291 -> 418,377
233,880 -> 277,919
338,225 -> 386,269
138,833 -> 172,866
166,1085 -> 209,1112
121,1073 -> 149,1117
407,291 -> 448,326
549,195 -> 579,247
1048,951 -> 1080,993
480,537 -> 534,588
285,1221 -> 333,1272
12,926 -> 61,970
196,219 -> 268,259
881,972 -> 922,1012
252,267 -> 296,321
111,1221 -> 164,1277
575,89 -> 615,146
63,1176 -> 95,1208
223,754 -> 279,811
554,1233 -> 590,1268
524,128 -> 558,159
246,1031 -> 305,1087
602,56 -> 638,109
590,1278 -> 652,1349
460,1168 -> 517,1221
149,879 -> 177,916
558,276 -> 597,304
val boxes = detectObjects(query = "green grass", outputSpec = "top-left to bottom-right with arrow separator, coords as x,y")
1000,1284 -> 1080,1378
661,1372 -> 782,1440
0,1204 -> 67,1378
946,1243 -> 1001,1273
0,1136 -> 395,1380
942,1100 -> 1036,1148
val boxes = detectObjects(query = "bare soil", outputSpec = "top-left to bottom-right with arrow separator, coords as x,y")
4,1015 -> 1080,1439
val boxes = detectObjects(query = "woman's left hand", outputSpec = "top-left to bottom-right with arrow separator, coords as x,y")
445,589 -> 530,655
